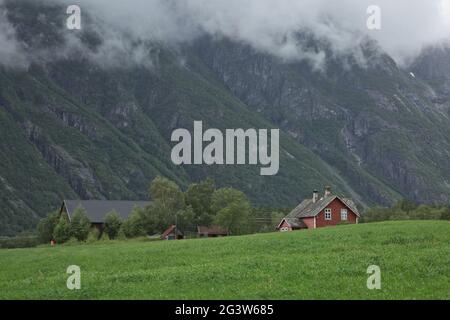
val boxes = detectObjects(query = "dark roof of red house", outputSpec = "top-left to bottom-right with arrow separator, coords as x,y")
278,194 -> 359,230
287,195 -> 360,219
197,226 -> 229,235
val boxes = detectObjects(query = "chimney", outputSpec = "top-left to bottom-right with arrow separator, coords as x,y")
312,190 -> 319,203
324,186 -> 332,197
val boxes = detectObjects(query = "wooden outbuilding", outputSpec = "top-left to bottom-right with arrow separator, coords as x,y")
161,225 -> 184,240
197,226 -> 229,238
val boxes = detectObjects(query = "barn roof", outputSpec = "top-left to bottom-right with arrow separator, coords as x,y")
286,195 -> 360,219
62,200 -> 152,223
161,225 -> 184,239
197,226 -> 229,235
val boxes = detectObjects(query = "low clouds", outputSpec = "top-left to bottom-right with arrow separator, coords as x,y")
0,3 -> 28,68
1,0 -> 450,68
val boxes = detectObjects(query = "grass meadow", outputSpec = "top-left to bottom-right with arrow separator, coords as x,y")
0,221 -> 448,299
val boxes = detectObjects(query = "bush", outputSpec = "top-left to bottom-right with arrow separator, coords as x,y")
53,217 -> 71,244
117,228 -> 127,240
70,206 -> 91,241
0,236 -> 40,249
389,209 -> 410,221
362,200 -> 450,223
36,211 -> 59,243
441,208 -> 450,220
63,237 -> 80,246
99,232 -> 110,241
87,228 -> 100,243
104,211 -> 122,240
121,207 -> 145,238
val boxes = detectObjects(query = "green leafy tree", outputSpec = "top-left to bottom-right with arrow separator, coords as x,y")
393,199 -> 417,214
104,211 -> 122,240
143,176 -> 186,234
211,188 -> 251,235
185,178 -> 215,226
411,205 -> 444,220
53,216 -> 71,244
362,201 -> 450,223
69,206 -> 91,241
149,176 -> 185,211
441,206 -> 450,220
389,209 -> 410,221
271,211 -> 285,229
141,202 -> 170,234
176,205 -> 196,232
36,211 -> 59,243
361,206 -> 391,222
121,206 -> 146,238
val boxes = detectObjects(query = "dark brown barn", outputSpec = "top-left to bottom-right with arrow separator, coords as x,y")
197,226 -> 230,238
277,186 -> 360,231
59,200 -> 152,230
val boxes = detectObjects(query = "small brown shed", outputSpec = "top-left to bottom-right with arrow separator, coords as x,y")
161,225 -> 184,240
197,226 -> 230,238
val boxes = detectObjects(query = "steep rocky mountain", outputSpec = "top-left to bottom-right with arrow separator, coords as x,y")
0,1 -> 449,235
188,37 -> 450,203
411,44 -> 450,101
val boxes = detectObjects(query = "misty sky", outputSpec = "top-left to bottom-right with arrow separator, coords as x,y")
1,0 -> 450,68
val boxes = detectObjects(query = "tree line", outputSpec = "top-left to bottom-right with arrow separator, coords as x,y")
35,180 -> 450,245
361,199 -> 450,222
37,176 -> 286,244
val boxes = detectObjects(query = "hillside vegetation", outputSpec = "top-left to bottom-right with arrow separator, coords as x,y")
2,1 -> 450,235
0,221 -> 448,299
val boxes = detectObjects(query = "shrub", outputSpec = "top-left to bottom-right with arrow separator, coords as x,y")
99,232 -> 110,241
63,237 -> 80,246
362,201 -> 450,223
104,211 -> 122,240
87,228 -> 100,243
69,206 -> 91,241
117,228 -> 127,240
0,236 -> 40,249
53,217 -> 71,244
121,207 -> 145,238
36,211 -> 59,243
441,208 -> 450,220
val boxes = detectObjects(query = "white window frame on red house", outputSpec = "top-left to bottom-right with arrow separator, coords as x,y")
341,208 -> 348,221
325,208 -> 332,220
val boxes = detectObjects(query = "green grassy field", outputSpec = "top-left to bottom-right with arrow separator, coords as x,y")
0,221 -> 449,299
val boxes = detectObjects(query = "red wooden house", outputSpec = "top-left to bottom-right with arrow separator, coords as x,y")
277,186 -> 360,231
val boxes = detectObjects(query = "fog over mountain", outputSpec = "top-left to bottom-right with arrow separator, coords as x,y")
1,0 -> 450,68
